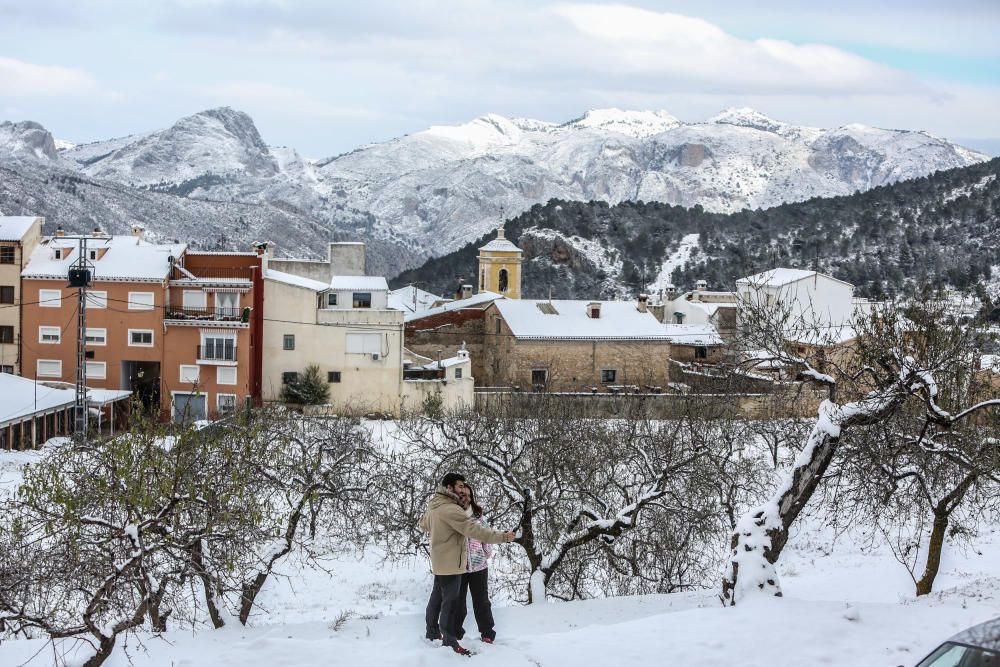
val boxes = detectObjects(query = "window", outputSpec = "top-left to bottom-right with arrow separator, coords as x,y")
0,325 -> 13,344
283,334 -> 295,350
495,317 -> 501,334
128,329 -> 154,346
215,291 -> 238,317
217,366 -> 237,385
85,291 -> 107,309
39,289 -> 61,307
0,365 -> 13,374
37,359 -> 61,377
498,268 -> 509,292
327,371 -> 341,383
39,326 -> 61,344
201,334 -> 236,361
352,292 -> 372,308
282,371 -> 298,385
88,249 -> 99,261
531,369 -> 547,385
179,365 -> 200,384
695,346 -> 708,359
85,361 -> 106,379
0,246 -> 14,264
601,369 -> 617,383
0,286 -> 13,304
326,293 -> 338,307
128,291 -> 154,310
346,332 -> 382,354
182,290 -> 207,311
172,392 -> 207,423
455,367 -> 463,379
85,328 -> 107,346
53,248 -> 63,260
217,394 -> 238,415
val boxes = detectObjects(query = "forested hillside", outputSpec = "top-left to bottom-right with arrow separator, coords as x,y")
392,158 -> 1000,301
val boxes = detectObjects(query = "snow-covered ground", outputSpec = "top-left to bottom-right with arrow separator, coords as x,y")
1,437 -> 998,666
649,233 -> 700,295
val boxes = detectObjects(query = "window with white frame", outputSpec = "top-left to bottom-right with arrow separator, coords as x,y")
128,291 -> 154,310
85,291 -> 107,309
182,290 -> 207,311
179,365 -> 200,384
217,366 -> 237,385
85,328 -> 107,346
85,361 -> 107,379
39,326 -> 61,344
201,332 -> 236,361
217,394 -> 238,415
39,289 -> 61,307
37,359 -> 61,377
128,329 -> 154,346
326,292 -> 338,307
345,332 -> 382,354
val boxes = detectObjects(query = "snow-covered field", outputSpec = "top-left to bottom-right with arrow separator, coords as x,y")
1,437 -> 997,666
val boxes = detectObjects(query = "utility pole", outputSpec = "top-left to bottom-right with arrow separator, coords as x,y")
68,236 -> 92,436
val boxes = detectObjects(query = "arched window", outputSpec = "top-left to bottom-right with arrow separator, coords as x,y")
498,268 -> 509,292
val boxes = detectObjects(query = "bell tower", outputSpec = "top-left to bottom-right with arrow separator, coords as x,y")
477,225 -> 522,299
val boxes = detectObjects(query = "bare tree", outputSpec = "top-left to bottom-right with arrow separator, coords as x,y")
721,295 -> 1000,605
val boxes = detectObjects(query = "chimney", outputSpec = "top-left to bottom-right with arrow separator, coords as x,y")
586,302 -> 601,319
695,279 -> 708,291
461,284 -> 473,300
54,226 -> 65,238
131,224 -> 144,241
457,341 -> 470,360
91,226 -> 104,238
637,293 -> 648,313
665,285 -> 677,301
252,241 -> 271,270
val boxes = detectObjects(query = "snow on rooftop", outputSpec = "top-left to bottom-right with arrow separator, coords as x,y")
0,374 -> 76,426
23,236 -> 186,282
737,268 -> 854,289
264,268 -> 329,291
420,355 -> 471,370
479,238 -> 521,252
405,291 -> 502,323
0,216 -> 40,241
328,275 -> 388,291
494,299 -> 672,340
662,324 -> 724,346
388,285 -> 440,314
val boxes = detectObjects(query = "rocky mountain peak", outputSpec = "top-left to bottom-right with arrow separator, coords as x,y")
567,108 -> 681,138
709,107 -> 787,133
0,120 -> 59,162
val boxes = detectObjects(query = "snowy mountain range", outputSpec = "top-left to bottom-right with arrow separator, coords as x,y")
0,107 -> 989,275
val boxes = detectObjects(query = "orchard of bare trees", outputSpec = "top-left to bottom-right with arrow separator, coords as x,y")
1,296 -> 997,666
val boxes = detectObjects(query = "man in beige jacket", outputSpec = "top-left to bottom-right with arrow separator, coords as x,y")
421,472 -> 514,655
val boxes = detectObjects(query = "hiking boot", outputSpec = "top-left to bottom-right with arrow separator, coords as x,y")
481,635 -> 494,644
451,644 -> 473,656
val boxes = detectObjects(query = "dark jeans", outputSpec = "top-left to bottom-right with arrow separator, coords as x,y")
458,568 -> 495,641
425,574 -> 464,645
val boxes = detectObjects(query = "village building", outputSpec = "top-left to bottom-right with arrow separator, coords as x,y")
20,227 -> 262,422
261,242 -> 406,414
480,297 -> 673,392
401,346 -> 474,412
661,279 -> 738,339
478,225 -> 523,299
0,216 -> 43,374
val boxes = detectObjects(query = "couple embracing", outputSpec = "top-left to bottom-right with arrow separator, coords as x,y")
420,472 -> 516,656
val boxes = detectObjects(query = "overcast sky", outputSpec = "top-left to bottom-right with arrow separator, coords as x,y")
2,0 -> 998,157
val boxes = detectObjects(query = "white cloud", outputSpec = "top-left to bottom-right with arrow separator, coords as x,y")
0,56 -> 98,96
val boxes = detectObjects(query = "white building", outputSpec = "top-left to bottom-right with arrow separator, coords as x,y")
736,268 -> 856,328
261,243 -> 405,415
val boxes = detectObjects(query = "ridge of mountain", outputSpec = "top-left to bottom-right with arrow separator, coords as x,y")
392,157 -> 1000,302
0,107 -> 990,274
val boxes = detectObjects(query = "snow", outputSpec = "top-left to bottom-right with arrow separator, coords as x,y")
22,235 -> 187,282
0,215 -> 40,241
387,286 -> 440,315
264,268 -> 329,292
494,299 -> 673,341
328,276 -> 388,291
661,324 -> 724,346
479,238 -> 521,252
738,267 -> 830,288
404,291 -> 502,324
0,373 -> 76,426
2,426 -> 1000,666
566,108 -> 681,138
650,233 -> 700,294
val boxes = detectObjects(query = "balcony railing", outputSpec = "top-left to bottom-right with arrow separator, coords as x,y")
166,305 -> 244,322
197,343 -> 237,362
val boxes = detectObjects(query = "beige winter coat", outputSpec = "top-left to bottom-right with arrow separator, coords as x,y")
419,486 -> 506,575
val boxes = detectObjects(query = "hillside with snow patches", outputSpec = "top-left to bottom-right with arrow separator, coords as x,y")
0,107 -> 987,274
